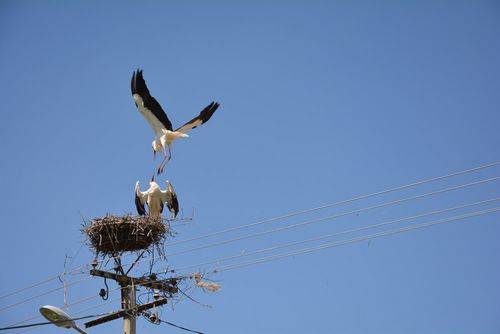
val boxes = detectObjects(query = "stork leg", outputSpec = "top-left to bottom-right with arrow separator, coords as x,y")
157,145 -> 172,175
156,155 -> 167,175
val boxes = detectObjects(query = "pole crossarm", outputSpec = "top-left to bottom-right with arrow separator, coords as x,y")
84,298 -> 168,328
90,269 -> 178,293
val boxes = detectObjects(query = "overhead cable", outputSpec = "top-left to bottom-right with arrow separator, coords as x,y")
168,162 -> 499,247
173,197 -> 500,272
168,176 -> 499,257
211,207 -> 500,273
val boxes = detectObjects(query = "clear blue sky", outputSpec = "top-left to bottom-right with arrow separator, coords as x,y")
1,1 -> 500,333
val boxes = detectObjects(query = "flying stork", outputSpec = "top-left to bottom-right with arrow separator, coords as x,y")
135,179 -> 179,218
131,69 -> 220,174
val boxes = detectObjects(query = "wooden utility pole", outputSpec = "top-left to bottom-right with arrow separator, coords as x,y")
84,268 -> 173,332
122,282 -> 136,334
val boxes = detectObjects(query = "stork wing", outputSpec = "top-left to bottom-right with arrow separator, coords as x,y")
175,102 -> 219,133
131,70 -> 173,134
161,181 -> 179,217
134,181 -> 147,216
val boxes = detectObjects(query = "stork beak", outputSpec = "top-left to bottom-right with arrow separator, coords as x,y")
150,174 -> 155,183
153,150 -> 156,160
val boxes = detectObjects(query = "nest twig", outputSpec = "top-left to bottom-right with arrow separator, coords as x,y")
82,214 -> 173,255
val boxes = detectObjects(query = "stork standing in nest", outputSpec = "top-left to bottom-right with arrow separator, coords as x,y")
135,179 -> 179,218
131,69 -> 220,174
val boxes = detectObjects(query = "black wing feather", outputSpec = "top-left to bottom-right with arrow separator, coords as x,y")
167,192 -> 179,218
175,102 -> 220,132
131,69 -> 173,131
135,192 -> 146,216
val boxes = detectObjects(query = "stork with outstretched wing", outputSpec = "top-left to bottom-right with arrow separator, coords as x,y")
131,69 -> 220,174
135,179 -> 179,218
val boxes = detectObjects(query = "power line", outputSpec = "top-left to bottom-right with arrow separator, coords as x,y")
3,162 -> 497,312
44,176 -> 497,293
159,319 -> 204,334
0,313 -> 110,331
0,250 -> 150,303
167,176 -> 499,257
0,276 -> 91,313
12,298 -> 121,334
172,197 -> 500,272
146,315 -> 204,334
210,207 -> 500,273
15,206 -> 493,325
97,176 -> 500,273
0,244 -> 89,302
4,314 -> 40,332
72,297 -> 121,316
9,297 -> 123,333
106,206 -> 500,289
18,161 -> 494,296
0,275 -> 62,301
5,265 -> 166,330
168,161 -> 499,247
65,286 -> 122,308
6,288 -> 125,332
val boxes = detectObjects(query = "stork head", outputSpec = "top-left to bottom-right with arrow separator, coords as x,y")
152,139 -> 162,159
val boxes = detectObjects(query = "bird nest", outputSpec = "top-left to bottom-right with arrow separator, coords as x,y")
82,215 -> 172,254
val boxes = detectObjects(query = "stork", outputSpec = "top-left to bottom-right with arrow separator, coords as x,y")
135,179 -> 179,218
131,69 -> 220,174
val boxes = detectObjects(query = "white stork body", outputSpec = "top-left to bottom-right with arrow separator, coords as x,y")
135,180 -> 179,218
131,69 -> 220,174
132,94 -> 189,159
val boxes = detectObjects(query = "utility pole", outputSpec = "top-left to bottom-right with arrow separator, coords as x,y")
122,282 -> 136,334
84,267 -> 173,332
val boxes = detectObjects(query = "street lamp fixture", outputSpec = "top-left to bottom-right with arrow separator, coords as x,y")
39,305 -> 88,334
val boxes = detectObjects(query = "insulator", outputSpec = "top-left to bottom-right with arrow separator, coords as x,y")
148,313 -> 159,324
